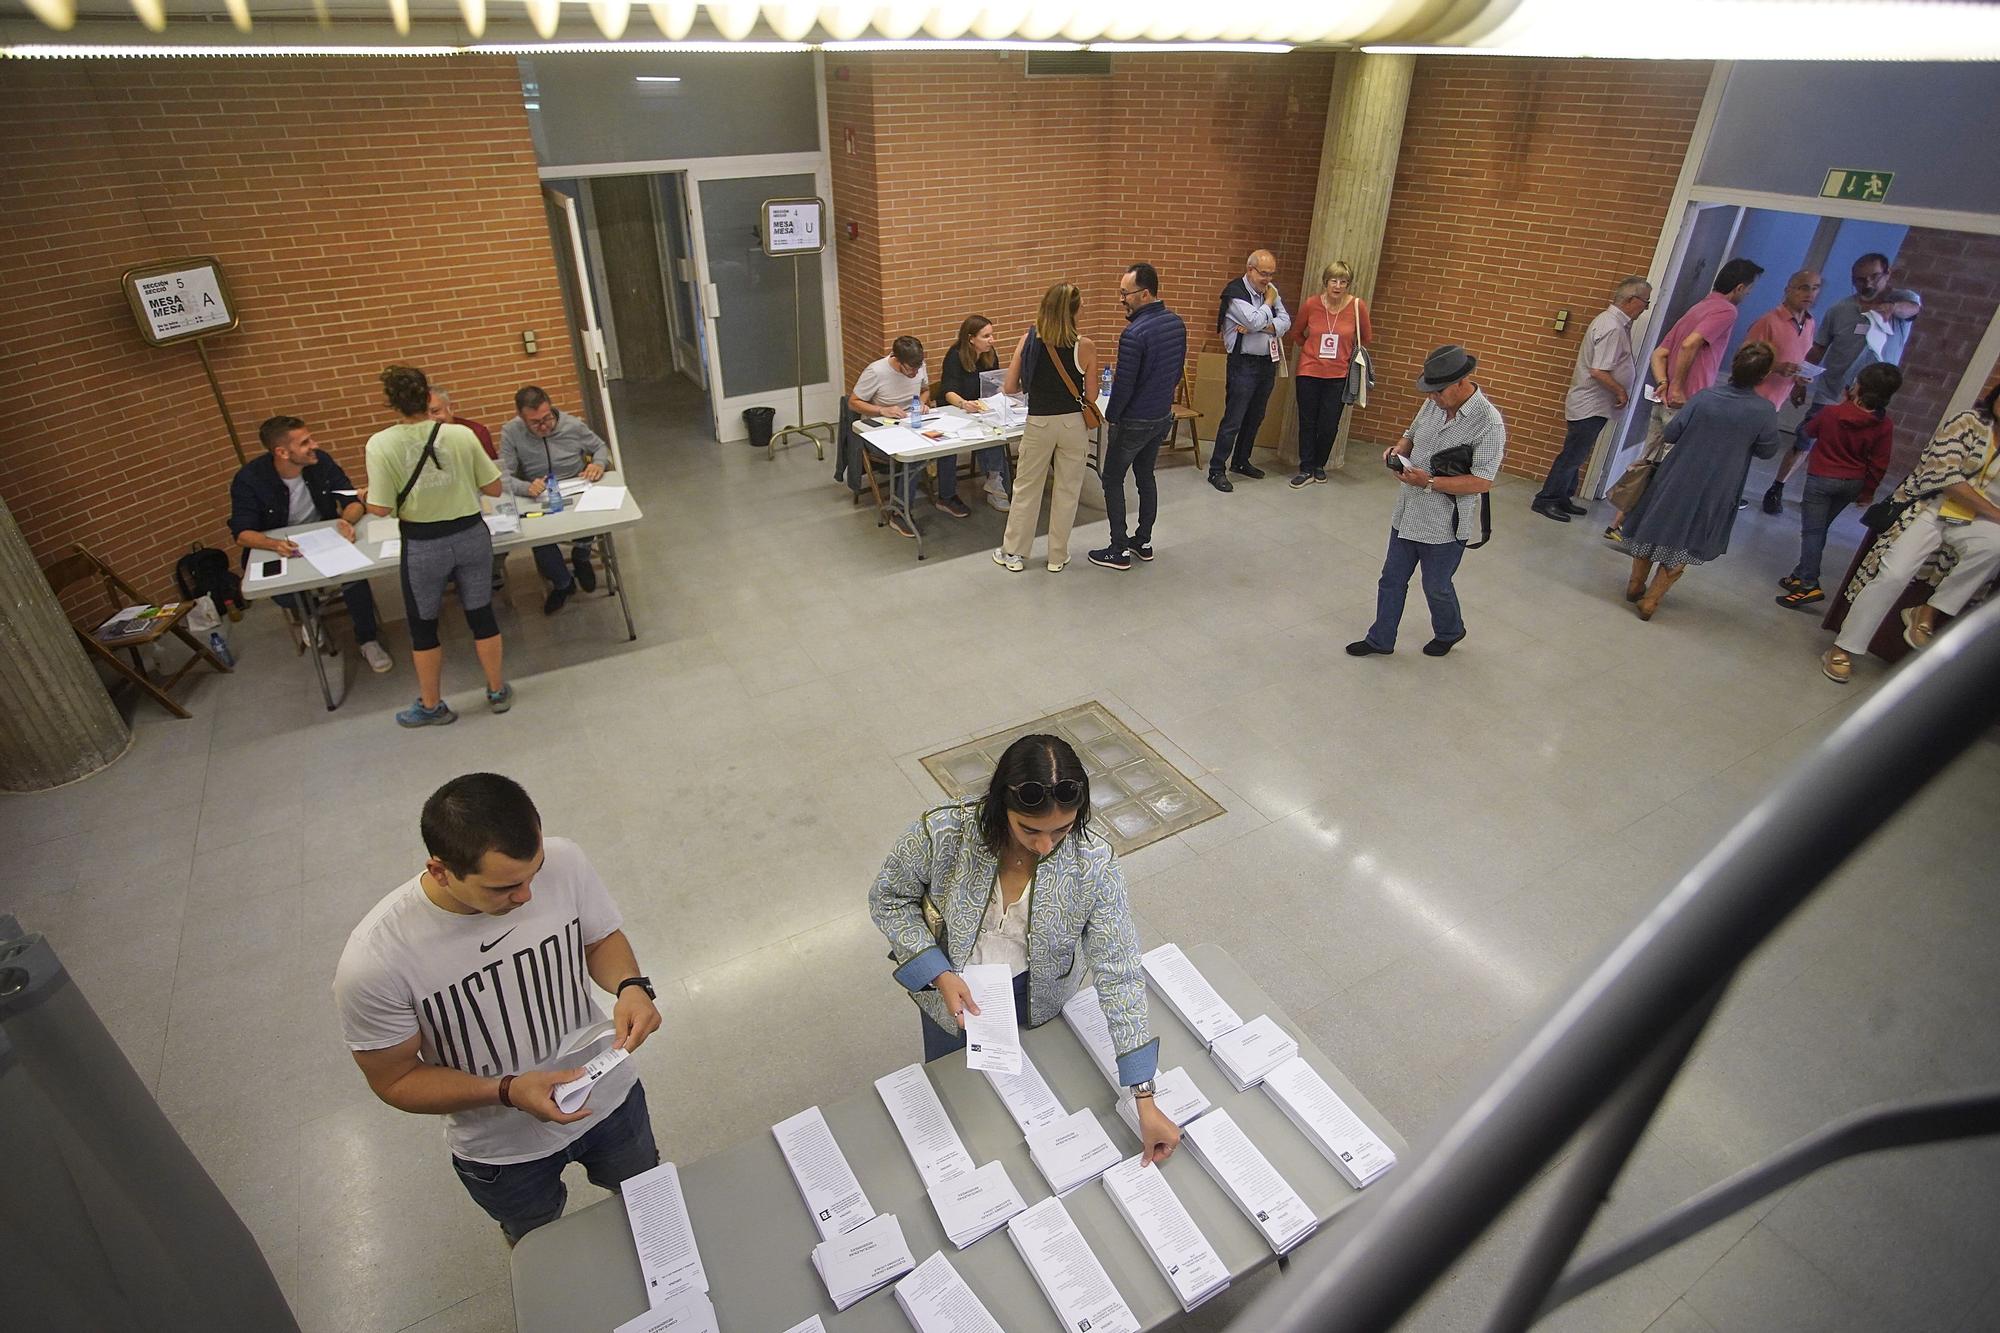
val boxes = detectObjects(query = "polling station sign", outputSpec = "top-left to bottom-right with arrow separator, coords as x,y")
121,257 -> 239,346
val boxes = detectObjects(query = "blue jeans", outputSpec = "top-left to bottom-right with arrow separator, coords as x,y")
275,580 -> 379,644
1536,415 -> 1606,503
1791,474 -> 1864,585
920,969 -> 1030,1063
450,1081 -> 658,1243
531,537 -> 597,589
1101,415 -> 1172,548
1211,355 -> 1276,475
901,447 -> 1009,507
1366,530 -> 1467,650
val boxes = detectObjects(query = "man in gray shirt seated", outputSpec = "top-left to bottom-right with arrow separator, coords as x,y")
500,385 -> 612,616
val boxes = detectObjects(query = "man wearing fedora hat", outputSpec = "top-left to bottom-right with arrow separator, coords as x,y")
1347,344 -> 1505,658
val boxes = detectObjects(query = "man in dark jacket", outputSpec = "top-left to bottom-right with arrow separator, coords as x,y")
228,415 -> 390,672
1090,262 -> 1188,570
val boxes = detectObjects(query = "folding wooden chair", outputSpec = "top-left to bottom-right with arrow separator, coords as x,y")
1169,369 -> 1204,467
43,545 -> 232,719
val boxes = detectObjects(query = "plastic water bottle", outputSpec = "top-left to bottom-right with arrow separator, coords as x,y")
1099,366 -> 1113,400
207,630 -> 234,668
544,472 -> 564,514
908,393 -> 925,427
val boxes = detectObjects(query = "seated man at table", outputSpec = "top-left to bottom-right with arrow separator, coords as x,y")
848,335 -> 932,539
228,414 -> 391,673
500,385 -> 613,616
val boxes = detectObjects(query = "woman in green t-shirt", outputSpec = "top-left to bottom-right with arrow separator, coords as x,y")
364,364 -> 510,727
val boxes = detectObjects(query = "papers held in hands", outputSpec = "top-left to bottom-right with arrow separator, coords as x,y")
1103,1154 -> 1231,1312
1142,943 -> 1245,1047
894,1250 -> 1006,1333
611,1292 -> 718,1333
1026,1107 -> 1123,1196
1008,1196 -> 1142,1333
875,1062 -> 976,1189
982,1047 -> 1067,1137
620,1161 -> 709,1308
289,525 -> 374,577
1181,1109 -> 1318,1254
1262,1056 -> 1397,1189
1209,1013 -> 1300,1091
810,1211 -> 916,1311
959,963 -> 1022,1075
773,1105 -> 875,1242
927,1158 -> 1028,1249
552,1045 -> 630,1114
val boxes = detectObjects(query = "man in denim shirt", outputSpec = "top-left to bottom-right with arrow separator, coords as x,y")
1207,249 -> 1291,492
1090,262 -> 1188,571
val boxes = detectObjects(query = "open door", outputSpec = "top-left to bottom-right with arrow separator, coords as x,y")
541,185 -> 625,471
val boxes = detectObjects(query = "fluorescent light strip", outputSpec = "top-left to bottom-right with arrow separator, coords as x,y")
467,39 -> 808,52
1086,42 -> 1293,52
823,39 -> 1082,51
633,73 -> 680,79
2,42 -> 460,56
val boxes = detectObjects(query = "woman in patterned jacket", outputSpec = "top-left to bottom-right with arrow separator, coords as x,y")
869,733 -> 1181,1164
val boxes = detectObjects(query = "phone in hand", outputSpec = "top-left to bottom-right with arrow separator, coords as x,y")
1385,452 -> 1406,473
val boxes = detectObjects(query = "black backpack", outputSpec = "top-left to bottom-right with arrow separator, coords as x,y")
174,544 -> 245,621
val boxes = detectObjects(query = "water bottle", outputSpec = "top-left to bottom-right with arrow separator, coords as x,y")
207,630 -> 235,668
544,472 -> 564,514
908,393 -> 925,427
1099,366 -> 1113,400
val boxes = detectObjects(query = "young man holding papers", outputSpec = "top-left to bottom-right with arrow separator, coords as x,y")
869,735 -> 1182,1165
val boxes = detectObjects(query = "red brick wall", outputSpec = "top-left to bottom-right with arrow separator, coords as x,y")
0,57 -> 579,597
1883,228 -> 2000,478
1366,58 -> 1711,478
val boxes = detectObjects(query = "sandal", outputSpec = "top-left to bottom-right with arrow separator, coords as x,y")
1820,648 -> 1851,684
1901,607 -> 1935,651
1776,586 -> 1824,610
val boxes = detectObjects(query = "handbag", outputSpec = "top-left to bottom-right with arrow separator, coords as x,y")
1860,494 -> 1912,534
1606,453 -> 1658,513
1429,442 -> 1492,549
1042,336 -> 1104,430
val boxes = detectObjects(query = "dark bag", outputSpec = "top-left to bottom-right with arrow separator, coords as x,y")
175,544 -> 244,620
1429,443 -> 1493,550
1861,494 -> 1913,534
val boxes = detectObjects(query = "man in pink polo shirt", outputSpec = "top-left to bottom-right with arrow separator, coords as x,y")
1743,270 -> 1820,410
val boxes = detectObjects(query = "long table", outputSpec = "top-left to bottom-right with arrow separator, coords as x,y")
510,943 -> 1405,1331
239,489 -> 644,710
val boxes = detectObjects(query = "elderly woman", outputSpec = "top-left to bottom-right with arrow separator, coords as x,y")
1288,259 -> 1374,488
869,733 -> 1180,1165
1620,341 -> 1783,619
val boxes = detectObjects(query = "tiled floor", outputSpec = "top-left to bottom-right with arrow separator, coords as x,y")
4,374 -> 1996,1332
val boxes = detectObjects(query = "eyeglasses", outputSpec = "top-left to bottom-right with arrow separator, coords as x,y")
1009,779 -> 1082,810
1254,269 -> 1278,279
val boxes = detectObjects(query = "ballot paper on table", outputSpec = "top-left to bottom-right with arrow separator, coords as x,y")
810,1211 -> 916,1311
1182,1109 -> 1318,1254
875,1062 -> 977,1189
612,1291 -> 719,1333
863,424 -> 930,456
557,475 -> 593,496
779,1320 -> 829,1333
1102,1154 -> 1231,1312
1262,1056 -> 1397,1189
573,484 -> 627,513
483,512 -> 521,536
1059,985 -> 1121,1088
1142,943 -> 1245,1047
1006,1196 -> 1141,1333
982,1047 -> 1067,1137
552,1044 -> 630,1113
288,526 -> 373,578
958,963 -> 1022,1075
377,538 -> 401,559
1209,1013 -> 1300,1091
1026,1107 -> 1123,1196
774,1104 -> 875,1241
620,1161 -> 708,1308
927,1158 -> 1027,1249
1114,1065 -> 1212,1140
893,1249 -> 1005,1333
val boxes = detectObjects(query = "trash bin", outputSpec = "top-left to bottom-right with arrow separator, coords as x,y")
743,406 -> 776,449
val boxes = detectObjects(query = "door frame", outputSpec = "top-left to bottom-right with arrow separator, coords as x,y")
541,185 -> 625,472
651,172 -> 703,384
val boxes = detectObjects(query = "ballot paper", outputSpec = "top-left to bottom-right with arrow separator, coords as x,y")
612,1292 -> 719,1333
893,1250 -> 1005,1333
1059,985 -> 1121,1087
810,1211 -> 916,1311
1102,1155 -> 1231,1312
983,1048 -> 1067,1137
1209,1013 -> 1300,1091
959,964 -> 1022,1075
1114,1065 -> 1213,1140
926,1158 -> 1027,1249
1141,943 -> 1245,1047
1026,1107 -> 1122,1196
377,538 -> 401,559
875,1063 -> 977,1189
1262,1056 -> 1397,1189
778,1320 -> 828,1333
1182,1109 -> 1317,1254
552,1045 -> 630,1113
620,1161 -> 708,1307
574,483 -> 627,513
864,424 -> 930,456
1006,1196 -> 1141,1333
289,526 -> 373,577
483,512 -> 521,536
557,475 -> 593,496
774,1105 -> 875,1241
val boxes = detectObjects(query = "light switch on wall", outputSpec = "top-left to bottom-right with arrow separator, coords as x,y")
522,329 -> 539,354
1553,309 -> 1570,333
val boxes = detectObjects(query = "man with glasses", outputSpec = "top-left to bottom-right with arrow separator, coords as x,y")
1090,262 -> 1188,570
1533,276 -> 1650,522
500,386 -> 613,615
849,335 -> 932,539
1207,249 -> 1291,492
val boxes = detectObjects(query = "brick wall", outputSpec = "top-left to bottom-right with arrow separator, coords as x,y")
0,57 -> 579,597
1882,227 -> 2000,478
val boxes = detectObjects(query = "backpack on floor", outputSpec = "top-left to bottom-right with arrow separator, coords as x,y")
174,544 -> 245,621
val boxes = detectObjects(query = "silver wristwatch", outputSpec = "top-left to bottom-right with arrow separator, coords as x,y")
1130,1079 -> 1157,1098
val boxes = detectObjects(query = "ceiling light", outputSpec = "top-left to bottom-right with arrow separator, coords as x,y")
645,0 -> 695,36
821,38 -> 1080,50
20,0 -> 75,29
588,0 -> 631,38
457,0 -> 485,37
1,42 -> 461,55
222,0 -> 251,31
465,39 -> 808,51
634,73 -> 681,79
127,0 -> 166,30
1085,41 -> 1292,52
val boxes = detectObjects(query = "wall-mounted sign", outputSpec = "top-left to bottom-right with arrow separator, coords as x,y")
1821,168 -> 1893,203
120,257 -> 239,346
761,197 -> 825,256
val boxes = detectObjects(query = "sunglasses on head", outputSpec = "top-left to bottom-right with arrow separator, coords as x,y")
1008,779 -> 1082,810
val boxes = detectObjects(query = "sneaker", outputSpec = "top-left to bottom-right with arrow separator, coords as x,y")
1047,559 -> 1068,573
1289,473 -> 1313,489
1088,546 -> 1133,570
993,549 -> 1025,572
1776,586 -> 1824,610
571,548 -> 597,593
1602,525 -> 1623,542
543,582 -> 573,616
1736,497 -> 1750,510
935,496 -> 972,519
1207,472 -> 1234,493
359,640 -> 393,674
1560,499 -> 1587,515
1230,463 -> 1266,480
1820,648 -> 1852,684
396,699 -> 457,728
985,478 -> 1011,512
889,512 -> 917,539
1778,574 -> 1805,592
486,682 -> 514,714
1345,640 -> 1392,657
1901,607 -> 1934,651
1131,543 -> 1154,562
1761,485 -> 1785,515
1312,469 -> 1329,484
295,620 -> 337,656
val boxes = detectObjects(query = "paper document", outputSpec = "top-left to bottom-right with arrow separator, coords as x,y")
556,1018 -> 615,1059
894,1250 -> 1006,1333
557,475 -> 593,496
1210,1013 -> 1300,1091
779,1320 -> 828,1333
574,484 -> 627,513
773,1105 -> 875,1241
621,1161 -> 708,1307
983,1048 -> 1066,1136
1027,1107 -> 1122,1196
1007,1196 -> 1141,1333
863,424 -> 930,456
289,526 -> 373,577
1791,360 -> 1826,381
1059,985 -> 1121,1087
1142,943 -> 1245,1046
552,1045 -> 630,1113
810,1211 -> 916,1311
244,560 -> 286,585
1103,1154 -> 1231,1311
377,538 -> 401,559
612,1292 -> 718,1333
875,1063 -> 976,1189
1182,1109 -> 1317,1254
1115,1065 -> 1212,1140
959,964 -> 1022,1075
483,512 -> 520,536
927,1158 -> 1027,1249
1263,1056 -> 1397,1188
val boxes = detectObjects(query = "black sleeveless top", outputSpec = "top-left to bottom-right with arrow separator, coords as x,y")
1027,339 -> 1083,417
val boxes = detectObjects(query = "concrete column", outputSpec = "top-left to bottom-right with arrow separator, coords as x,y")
1282,52 -> 1414,471
0,492 -> 130,792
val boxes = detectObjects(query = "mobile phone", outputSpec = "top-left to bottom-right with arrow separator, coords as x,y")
1385,452 -> 1406,472
259,558 -> 286,578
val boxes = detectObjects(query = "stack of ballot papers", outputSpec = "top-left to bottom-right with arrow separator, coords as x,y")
1141,943 -> 1245,1047
573,483 -> 627,513
1262,1056 -> 1398,1188
612,1292 -> 718,1333
773,1105 -> 876,1240
1210,1013 -> 1300,1091
620,1162 -> 709,1309
1007,1197 -> 1141,1333
556,475 -> 592,497
958,963 -> 1022,1075
893,1251 -> 1005,1332
875,1063 -> 976,1188
1182,1110 -> 1318,1254
982,1048 -> 1067,1136
551,1044 -> 629,1113
926,1159 -> 1027,1249
1113,1065 -> 1213,1139
779,1320 -> 827,1333
1102,1156 -> 1231,1312
811,1212 -> 916,1311
1059,985 -> 1122,1088
1026,1107 -> 1122,1195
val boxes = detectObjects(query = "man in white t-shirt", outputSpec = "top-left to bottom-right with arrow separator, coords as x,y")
848,335 -> 931,537
334,772 -> 664,1244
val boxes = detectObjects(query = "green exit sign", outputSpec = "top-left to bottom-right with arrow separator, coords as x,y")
1822,168 -> 1894,202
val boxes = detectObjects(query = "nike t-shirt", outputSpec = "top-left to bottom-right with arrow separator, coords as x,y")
333,836 -> 639,1164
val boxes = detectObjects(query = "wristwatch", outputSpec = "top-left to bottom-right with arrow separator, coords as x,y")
1130,1079 -> 1157,1099
616,975 -> 655,1000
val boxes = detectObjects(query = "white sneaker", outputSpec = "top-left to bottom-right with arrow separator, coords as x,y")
1047,558 -> 1068,573
359,641 -> 393,674
993,550 -> 1025,572
985,479 -> 1011,512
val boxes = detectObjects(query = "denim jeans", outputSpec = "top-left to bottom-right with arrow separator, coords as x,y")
1211,355 -> 1277,475
1366,530 -> 1468,650
531,537 -> 597,589
1101,415 -> 1172,548
450,1081 -> 659,1243
1790,474 -> 1864,586
920,970 -> 1031,1063
904,447 -> 1010,507
1537,415 -> 1607,503
275,580 -> 379,645
1295,375 -> 1349,473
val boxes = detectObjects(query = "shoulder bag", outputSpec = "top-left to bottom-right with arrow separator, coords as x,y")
394,422 -> 446,513
1045,342 -> 1104,430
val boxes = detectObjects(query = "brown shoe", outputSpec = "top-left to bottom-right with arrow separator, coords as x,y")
1821,648 -> 1852,684
1636,566 -> 1683,620
1901,606 -> 1935,651
1625,560 -> 1651,603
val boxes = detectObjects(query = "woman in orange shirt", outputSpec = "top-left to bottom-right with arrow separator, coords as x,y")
1289,260 -> 1373,489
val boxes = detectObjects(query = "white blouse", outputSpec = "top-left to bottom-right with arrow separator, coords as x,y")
966,877 -> 1031,975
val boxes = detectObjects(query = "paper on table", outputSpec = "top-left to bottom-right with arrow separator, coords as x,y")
1115,1065 -> 1212,1139
1102,1154 -> 1230,1312
620,1161 -> 708,1307
773,1105 -> 875,1241
862,424 -> 930,456
1182,1109 -> 1317,1254
552,1045 -> 630,1113
1059,985 -> 1120,1087
983,1048 -> 1066,1136
377,539 -> 401,559
612,1292 -> 719,1333
1142,943 -> 1245,1046
926,1158 -> 1027,1249
893,1250 -> 1006,1333
811,1211 -> 915,1311
875,1063 -> 976,1189
1209,1013 -> 1299,1090
1262,1056 -> 1397,1188
1006,1196 -> 1141,1333
960,964 -> 1022,1075
778,1320 -> 828,1333
483,512 -> 521,537
1026,1107 -> 1122,1196
289,526 -> 373,577
557,475 -> 593,495
573,484 -> 627,513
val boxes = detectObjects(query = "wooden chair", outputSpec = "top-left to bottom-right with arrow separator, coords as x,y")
1169,369 -> 1203,467
43,545 -> 232,719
